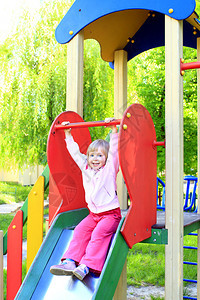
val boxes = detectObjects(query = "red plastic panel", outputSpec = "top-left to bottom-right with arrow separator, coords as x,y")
47,111 -> 92,225
7,210 -> 23,300
119,104 -> 157,248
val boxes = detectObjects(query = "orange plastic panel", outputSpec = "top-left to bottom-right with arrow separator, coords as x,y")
7,210 -> 23,300
47,111 -> 92,225
119,104 -> 157,248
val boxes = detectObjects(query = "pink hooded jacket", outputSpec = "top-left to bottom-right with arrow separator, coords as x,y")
65,133 -> 120,213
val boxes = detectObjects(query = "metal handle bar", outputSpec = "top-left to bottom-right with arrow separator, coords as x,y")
180,60 -> 200,71
55,119 -> 121,130
153,140 -> 165,148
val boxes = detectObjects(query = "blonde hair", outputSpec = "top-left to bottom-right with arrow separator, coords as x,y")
87,139 -> 110,161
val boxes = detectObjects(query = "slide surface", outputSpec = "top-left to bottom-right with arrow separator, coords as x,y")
15,209 -> 128,300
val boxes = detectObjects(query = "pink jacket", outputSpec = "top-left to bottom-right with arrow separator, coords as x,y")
65,133 -> 120,213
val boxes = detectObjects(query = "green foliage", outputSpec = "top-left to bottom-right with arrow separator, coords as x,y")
0,181 -> 49,205
0,0 -> 115,169
182,48 -> 198,175
0,0 -> 70,169
128,44 -> 198,175
83,40 -> 114,140
196,0 -> 200,15
0,181 -> 31,203
0,0 -> 200,176
128,48 -> 166,173
0,214 -> 14,232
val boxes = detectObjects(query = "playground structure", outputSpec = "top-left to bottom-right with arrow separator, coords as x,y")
1,0 -> 200,299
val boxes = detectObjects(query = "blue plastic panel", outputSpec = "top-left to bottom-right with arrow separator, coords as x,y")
108,12 -> 200,67
55,0 -> 196,44
124,12 -> 165,62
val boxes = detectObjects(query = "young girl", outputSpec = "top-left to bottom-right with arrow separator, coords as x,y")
50,119 -> 121,280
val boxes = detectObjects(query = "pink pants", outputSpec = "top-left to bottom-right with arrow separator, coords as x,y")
61,207 -> 121,272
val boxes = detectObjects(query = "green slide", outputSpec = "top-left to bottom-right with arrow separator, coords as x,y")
15,208 -> 129,300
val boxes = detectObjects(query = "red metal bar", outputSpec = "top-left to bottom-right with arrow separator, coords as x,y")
180,58 -> 200,74
55,119 -> 121,129
153,140 -> 165,148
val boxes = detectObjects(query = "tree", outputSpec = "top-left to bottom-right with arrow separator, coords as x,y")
128,48 -> 166,173
0,0 -> 115,169
128,44 -> 199,175
0,0 -> 72,168
83,40 -> 114,141
0,0 -> 200,176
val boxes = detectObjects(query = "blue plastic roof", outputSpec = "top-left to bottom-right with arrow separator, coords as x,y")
55,0 -> 200,62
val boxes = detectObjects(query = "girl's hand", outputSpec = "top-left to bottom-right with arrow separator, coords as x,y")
61,121 -> 71,136
104,118 -> 118,133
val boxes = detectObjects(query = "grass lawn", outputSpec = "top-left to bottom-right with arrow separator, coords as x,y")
127,233 -> 198,296
0,181 -> 49,204
0,181 -> 32,204
127,243 -> 165,287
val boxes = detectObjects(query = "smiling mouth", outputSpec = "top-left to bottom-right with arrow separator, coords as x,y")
92,163 -> 100,167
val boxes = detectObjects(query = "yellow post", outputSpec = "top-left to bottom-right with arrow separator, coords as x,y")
27,176 -> 44,271
165,16 -> 183,300
113,49 -> 128,300
0,230 -> 3,300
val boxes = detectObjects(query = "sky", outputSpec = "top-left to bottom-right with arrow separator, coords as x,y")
0,0 -> 40,43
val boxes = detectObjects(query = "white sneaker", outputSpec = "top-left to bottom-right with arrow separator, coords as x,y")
50,259 -> 76,276
73,264 -> 89,280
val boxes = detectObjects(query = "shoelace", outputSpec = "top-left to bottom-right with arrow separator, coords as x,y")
79,265 -> 88,274
62,259 -> 73,265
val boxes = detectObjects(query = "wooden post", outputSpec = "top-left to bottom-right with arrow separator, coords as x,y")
197,36 -> 200,300
114,50 -> 128,210
165,16 -> 184,300
113,50 -> 128,300
66,31 -> 84,116
0,231 -> 3,300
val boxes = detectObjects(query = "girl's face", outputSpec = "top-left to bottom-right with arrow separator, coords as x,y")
88,147 -> 106,171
